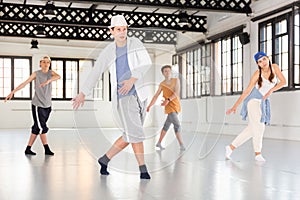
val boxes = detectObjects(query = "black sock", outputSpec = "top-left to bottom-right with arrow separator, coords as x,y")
25,146 -> 36,155
44,144 -> 54,155
98,154 -> 110,175
139,165 -> 151,179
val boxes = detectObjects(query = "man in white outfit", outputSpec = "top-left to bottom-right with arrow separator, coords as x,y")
72,15 -> 152,179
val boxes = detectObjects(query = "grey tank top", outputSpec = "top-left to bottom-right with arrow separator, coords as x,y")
32,70 -> 52,108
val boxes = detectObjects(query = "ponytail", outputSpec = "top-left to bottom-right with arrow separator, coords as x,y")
268,61 -> 274,83
258,67 -> 263,88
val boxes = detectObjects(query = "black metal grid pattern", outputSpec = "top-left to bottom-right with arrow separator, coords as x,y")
60,0 -> 252,13
93,11 -> 207,32
0,3 -> 206,32
0,2 -> 204,43
0,22 -> 177,44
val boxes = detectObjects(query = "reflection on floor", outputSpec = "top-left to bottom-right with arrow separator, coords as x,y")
0,128 -> 300,200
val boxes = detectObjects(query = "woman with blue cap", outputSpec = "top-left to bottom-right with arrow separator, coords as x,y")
225,52 -> 286,162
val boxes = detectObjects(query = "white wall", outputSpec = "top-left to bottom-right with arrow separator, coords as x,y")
178,0 -> 300,141
1,0 -> 299,142
0,38 -> 161,129
179,90 -> 300,142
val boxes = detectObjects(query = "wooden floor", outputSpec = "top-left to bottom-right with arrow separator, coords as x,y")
0,128 -> 300,200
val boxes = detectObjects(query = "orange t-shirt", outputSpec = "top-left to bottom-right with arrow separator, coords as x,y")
160,78 -> 181,114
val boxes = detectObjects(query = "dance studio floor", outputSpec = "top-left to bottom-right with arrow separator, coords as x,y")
0,128 -> 300,200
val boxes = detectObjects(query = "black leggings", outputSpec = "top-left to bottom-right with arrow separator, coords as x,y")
31,105 -> 52,135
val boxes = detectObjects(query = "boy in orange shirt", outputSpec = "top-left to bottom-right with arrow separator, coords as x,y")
147,65 -> 185,150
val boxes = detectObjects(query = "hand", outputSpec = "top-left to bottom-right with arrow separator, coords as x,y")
72,92 -> 85,110
4,92 -> 14,102
226,107 -> 236,115
263,90 -> 272,100
39,80 -> 51,87
118,79 -> 134,95
146,106 -> 151,112
161,99 -> 169,106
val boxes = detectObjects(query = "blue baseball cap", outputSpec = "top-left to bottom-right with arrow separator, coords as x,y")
254,51 -> 267,62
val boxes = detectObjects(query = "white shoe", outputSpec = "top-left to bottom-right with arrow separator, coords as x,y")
225,146 -> 233,160
156,143 -> 165,150
255,154 -> 266,162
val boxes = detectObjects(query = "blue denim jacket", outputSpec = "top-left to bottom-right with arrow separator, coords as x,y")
240,87 -> 271,125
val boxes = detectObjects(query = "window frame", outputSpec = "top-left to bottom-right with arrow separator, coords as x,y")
213,31 -> 244,96
258,8 -> 300,90
173,42 -> 212,99
294,10 -> 300,88
51,58 -> 105,101
51,58 -> 80,101
0,55 -> 32,100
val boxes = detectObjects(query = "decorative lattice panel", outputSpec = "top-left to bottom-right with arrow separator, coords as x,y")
0,3 -> 206,32
0,22 -> 177,44
70,0 -> 252,13
0,3 -> 210,43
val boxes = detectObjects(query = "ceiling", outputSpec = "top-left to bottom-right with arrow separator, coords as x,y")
0,0 -> 252,45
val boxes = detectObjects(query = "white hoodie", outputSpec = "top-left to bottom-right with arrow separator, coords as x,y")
81,37 -> 152,106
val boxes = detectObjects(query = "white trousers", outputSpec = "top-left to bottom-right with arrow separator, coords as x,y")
232,99 -> 265,152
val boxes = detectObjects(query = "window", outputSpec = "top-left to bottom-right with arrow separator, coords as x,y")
193,49 -> 201,97
0,56 -> 31,99
51,58 -> 103,100
172,55 -> 180,78
214,33 -> 243,95
259,22 -> 273,58
222,37 -> 232,94
51,60 -> 64,98
200,44 -> 211,96
175,43 -> 211,99
259,11 -> 300,89
274,19 -> 289,86
294,12 -> 300,88
186,51 -> 194,98
259,17 -> 289,86
91,63 -> 104,100
232,36 -> 243,93
51,59 -> 77,100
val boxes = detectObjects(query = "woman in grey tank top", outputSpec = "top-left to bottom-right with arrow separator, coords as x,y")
5,56 -> 61,156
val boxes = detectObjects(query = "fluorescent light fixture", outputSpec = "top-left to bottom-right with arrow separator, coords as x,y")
178,11 -> 191,27
35,25 -> 46,37
44,1 -> 56,19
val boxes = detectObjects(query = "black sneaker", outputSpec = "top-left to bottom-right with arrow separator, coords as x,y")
25,149 -> 36,155
140,172 -> 151,179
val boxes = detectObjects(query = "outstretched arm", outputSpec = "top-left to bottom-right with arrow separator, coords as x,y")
4,72 -> 36,102
146,86 -> 162,112
226,70 -> 259,115
39,70 -> 61,87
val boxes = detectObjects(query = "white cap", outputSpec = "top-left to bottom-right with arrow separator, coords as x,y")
108,15 -> 129,28
40,55 -> 51,62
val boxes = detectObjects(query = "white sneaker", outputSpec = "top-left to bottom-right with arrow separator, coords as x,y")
255,154 -> 266,162
225,146 -> 233,160
156,143 -> 165,150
